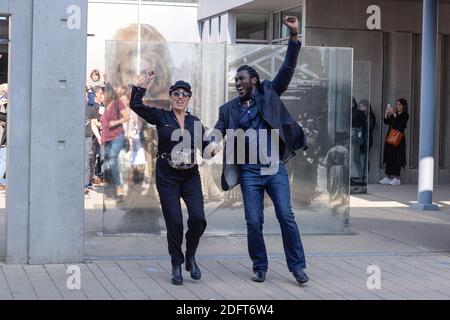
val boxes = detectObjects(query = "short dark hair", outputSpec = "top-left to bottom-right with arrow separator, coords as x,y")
237,65 -> 261,88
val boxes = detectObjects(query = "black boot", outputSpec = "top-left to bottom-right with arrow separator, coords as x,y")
185,255 -> 201,280
171,265 -> 183,285
292,269 -> 309,285
251,271 -> 266,283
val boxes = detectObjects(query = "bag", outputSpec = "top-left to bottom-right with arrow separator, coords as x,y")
386,122 -> 404,147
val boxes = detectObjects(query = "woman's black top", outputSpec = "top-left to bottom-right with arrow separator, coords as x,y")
129,86 -> 208,168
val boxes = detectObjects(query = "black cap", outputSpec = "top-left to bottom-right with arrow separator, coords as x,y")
169,80 -> 192,95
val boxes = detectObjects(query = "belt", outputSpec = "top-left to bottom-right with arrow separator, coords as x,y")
157,152 -> 196,171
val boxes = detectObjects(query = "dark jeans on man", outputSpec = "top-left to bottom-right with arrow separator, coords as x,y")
239,163 -> 306,273
156,159 -> 207,267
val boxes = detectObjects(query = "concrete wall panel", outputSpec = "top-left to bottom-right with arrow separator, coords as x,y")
27,0 -> 87,264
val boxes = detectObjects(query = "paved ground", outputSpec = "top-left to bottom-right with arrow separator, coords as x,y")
0,184 -> 450,300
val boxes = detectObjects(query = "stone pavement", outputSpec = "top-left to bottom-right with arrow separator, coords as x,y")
1,253 -> 450,300
0,184 -> 450,299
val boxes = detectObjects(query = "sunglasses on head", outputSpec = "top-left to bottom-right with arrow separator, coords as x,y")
171,91 -> 191,98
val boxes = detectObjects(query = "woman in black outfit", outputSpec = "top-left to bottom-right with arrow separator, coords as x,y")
130,71 -> 208,285
379,98 -> 409,186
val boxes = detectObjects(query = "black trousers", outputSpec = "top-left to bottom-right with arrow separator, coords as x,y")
156,160 -> 207,267
385,161 -> 402,176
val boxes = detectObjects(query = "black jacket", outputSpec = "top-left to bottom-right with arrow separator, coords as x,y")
0,109 -> 6,147
213,40 -> 306,191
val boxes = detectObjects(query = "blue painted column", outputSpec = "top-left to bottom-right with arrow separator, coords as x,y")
415,0 -> 439,211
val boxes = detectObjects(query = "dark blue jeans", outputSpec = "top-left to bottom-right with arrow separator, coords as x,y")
104,133 -> 125,188
239,163 -> 306,273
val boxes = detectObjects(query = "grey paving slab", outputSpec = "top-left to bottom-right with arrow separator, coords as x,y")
236,260 -> 306,300
197,261 -> 246,300
324,257 -> 407,300
268,259 -> 333,300
157,260 -> 224,300
220,260 -> 295,300
344,257 -> 426,299
117,261 -> 175,300
200,260 -> 270,300
270,264 -> 346,300
76,264 -> 113,300
409,256 -> 450,281
86,263 -> 125,300
23,265 -> 63,300
41,264 -> 87,300
95,262 -> 148,300
11,293 -> 38,300
380,258 -> 450,296
0,267 -> 12,299
2,266 -> 37,298
309,258 -> 382,300
136,260 -> 199,300
395,257 -> 450,286
346,257 -> 432,300
287,259 -> 360,300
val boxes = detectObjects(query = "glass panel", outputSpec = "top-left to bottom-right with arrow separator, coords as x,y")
350,61 -> 371,194
103,42 -> 353,236
273,12 -> 281,41
281,7 -> 302,39
0,15 -> 7,257
236,13 -> 269,41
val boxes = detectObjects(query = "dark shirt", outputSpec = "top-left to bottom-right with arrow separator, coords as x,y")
85,103 -> 99,138
0,109 -> 6,147
352,107 -> 366,128
237,94 -> 279,167
129,86 -> 208,165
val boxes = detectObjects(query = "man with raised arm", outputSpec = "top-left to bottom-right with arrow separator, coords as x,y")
211,16 -> 309,286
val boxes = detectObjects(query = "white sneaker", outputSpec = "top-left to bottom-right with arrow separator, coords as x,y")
379,177 -> 392,185
390,178 -> 401,186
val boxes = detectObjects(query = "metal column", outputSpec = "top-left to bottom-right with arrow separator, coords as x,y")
415,0 -> 439,211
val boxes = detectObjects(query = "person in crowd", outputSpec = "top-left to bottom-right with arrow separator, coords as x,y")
84,87 -> 100,198
379,99 -> 410,186
358,99 -> 376,172
101,84 -> 130,200
351,97 -> 366,181
88,69 -> 104,89
130,71 -> 208,286
210,16 -> 309,286
91,86 -> 104,187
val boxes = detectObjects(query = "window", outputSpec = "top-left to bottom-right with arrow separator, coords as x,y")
209,19 -> 212,37
273,6 -> 302,44
236,12 -> 269,43
218,15 -> 221,38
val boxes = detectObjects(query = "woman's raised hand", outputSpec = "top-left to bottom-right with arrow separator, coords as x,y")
136,70 -> 156,88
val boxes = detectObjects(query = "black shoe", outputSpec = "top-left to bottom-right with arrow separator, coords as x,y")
292,269 -> 309,285
171,266 -> 183,285
185,255 -> 201,280
251,271 -> 266,283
